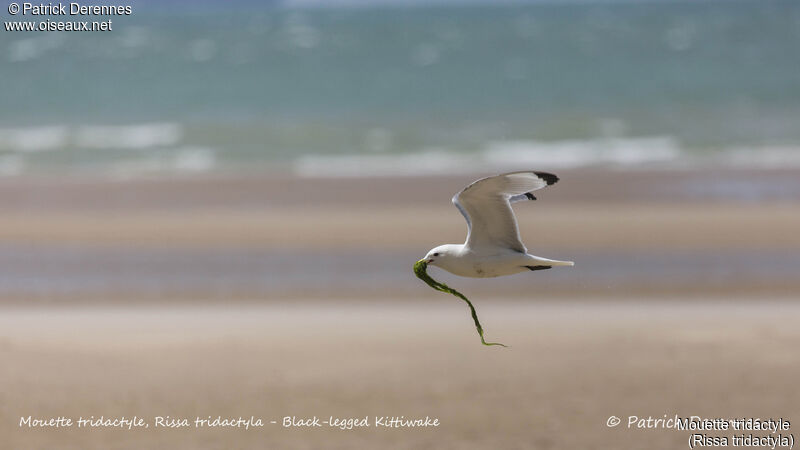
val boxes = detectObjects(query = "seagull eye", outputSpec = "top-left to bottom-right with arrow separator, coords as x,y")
433,253 -> 440,257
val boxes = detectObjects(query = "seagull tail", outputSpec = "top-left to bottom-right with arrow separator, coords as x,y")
532,257 -> 574,267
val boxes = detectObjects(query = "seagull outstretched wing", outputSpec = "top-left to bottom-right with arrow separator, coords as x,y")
451,171 -> 559,253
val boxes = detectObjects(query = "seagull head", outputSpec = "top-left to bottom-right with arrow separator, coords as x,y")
422,244 -> 461,267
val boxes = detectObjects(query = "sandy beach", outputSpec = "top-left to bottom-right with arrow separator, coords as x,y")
1,169 -> 799,303
3,302 -> 799,449
1,169 -> 798,448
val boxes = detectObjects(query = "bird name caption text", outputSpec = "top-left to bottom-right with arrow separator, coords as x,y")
18,415 -> 440,431
606,414 -> 794,448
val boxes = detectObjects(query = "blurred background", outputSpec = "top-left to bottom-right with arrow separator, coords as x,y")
1,0 -> 799,301
2,1 -> 799,448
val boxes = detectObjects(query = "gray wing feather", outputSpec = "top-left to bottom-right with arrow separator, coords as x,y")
452,171 -> 559,253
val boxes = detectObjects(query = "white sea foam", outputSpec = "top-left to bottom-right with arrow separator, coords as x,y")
294,148 -> 485,177
0,126 -> 68,152
7,34 -> 64,62
118,26 -> 150,49
189,39 -> 218,62
484,136 -> 681,168
0,123 -> 183,153
284,12 -> 320,49
293,136 -> 684,177
74,123 -> 183,150
725,145 -> 800,169
172,147 -> 216,172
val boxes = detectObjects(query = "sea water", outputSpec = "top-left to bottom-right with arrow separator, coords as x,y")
1,0 -> 799,177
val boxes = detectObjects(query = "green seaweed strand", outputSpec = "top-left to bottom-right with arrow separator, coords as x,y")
413,259 -> 507,348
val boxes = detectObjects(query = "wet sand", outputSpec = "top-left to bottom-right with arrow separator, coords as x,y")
2,203 -> 800,251
1,169 -> 798,254
1,169 -> 799,303
2,168 -> 799,211
2,302 -> 799,449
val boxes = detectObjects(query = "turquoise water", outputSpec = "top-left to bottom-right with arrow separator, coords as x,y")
1,1 -> 800,175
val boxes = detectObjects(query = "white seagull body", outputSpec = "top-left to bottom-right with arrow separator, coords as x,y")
422,171 -> 574,278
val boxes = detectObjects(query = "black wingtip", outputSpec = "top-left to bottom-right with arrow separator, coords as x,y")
525,192 -> 536,201
525,265 -> 552,271
533,172 -> 559,186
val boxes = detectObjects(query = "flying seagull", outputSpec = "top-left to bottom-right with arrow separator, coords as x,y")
422,171 -> 574,277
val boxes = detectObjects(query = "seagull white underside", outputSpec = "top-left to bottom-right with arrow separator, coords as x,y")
426,171 -> 574,278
